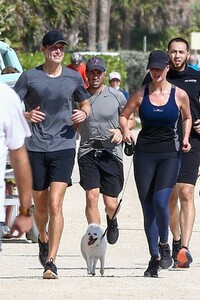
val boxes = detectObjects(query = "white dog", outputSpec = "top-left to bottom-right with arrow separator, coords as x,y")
81,223 -> 107,276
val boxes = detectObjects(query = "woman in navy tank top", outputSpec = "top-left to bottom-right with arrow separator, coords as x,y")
119,50 -> 192,277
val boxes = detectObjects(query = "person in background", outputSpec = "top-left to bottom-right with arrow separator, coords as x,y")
120,50 -> 192,277
14,30 -> 90,279
109,71 -> 129,100
187,54 -> 199,71
1,66 -> 19,74
77,57 -> 134,245
0,81 -> 32,252
67,52 -> 89,88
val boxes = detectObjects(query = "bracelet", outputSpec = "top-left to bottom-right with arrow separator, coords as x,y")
82,110 -> 88,118
117,127 -> 122,133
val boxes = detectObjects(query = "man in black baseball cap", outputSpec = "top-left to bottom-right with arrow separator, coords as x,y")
42,30 -> 68,47
14,29 -> 90,280
86,56 -> 106,72
147,50 -> 169,70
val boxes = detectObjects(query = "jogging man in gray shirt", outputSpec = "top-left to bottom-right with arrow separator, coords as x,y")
78,57 -> 134,245
14,31 -> 90,279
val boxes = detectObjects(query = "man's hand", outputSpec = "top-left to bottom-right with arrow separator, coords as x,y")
10,215 -> 33,238
109,128 -> 123,144
71,109 -> 87,124
24,106 -> 45,123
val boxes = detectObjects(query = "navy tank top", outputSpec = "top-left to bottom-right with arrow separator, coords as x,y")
136,85 -> 180,152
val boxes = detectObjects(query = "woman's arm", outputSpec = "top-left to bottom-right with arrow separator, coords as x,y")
119,86 -> 144,143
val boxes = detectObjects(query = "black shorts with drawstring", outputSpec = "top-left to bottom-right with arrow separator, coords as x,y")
78,150 -> 124,197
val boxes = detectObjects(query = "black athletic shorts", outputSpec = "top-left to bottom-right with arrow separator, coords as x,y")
177,138 -> 200,185
28,149 -> 75,191
78,150 -> 124,197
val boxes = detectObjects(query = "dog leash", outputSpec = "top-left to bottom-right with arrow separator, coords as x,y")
101,155 -> 133,240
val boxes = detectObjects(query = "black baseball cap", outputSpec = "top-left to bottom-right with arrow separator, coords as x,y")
42,31 -> 68,47
147,50 -> 169,70
86,57 -> 106,72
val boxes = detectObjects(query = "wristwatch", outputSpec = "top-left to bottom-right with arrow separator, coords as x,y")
19,205 -> 34,217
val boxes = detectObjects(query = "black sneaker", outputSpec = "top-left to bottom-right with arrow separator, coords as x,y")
38,236 -> 49,266
106,215 -> 119,244
159,243 -> 174,269
144,258 -> 159,277
172,239 -> 181,268
43,258 -> 58,279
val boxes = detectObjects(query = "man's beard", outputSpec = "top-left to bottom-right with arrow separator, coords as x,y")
170,58 -> 187,71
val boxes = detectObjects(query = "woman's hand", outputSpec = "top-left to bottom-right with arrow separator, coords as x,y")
182,139 -> 191,153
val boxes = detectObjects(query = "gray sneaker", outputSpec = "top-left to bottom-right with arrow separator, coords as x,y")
159,243 -> 174,269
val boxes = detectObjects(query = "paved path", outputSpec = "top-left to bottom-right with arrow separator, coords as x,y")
1,128 -> 200,300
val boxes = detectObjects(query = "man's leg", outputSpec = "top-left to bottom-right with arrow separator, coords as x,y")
85,188 -> 100,224
177,182 -> 195,248
103,195 -> 119,220
33,189 -> 49,244
46,181 -> 67,261
169,185 -> 181,241
33,182 -> 67,278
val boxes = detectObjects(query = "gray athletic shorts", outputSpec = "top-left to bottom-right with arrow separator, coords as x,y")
78,150 -> 124,197
28,149 -> 75,191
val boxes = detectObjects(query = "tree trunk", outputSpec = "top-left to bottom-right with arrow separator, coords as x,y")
88,0 -> 98,51
97,0 -> 111,52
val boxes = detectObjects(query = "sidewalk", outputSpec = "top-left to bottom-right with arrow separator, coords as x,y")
1,128 -> 200,300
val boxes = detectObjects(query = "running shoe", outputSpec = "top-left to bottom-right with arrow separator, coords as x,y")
2,225 -> 12,238
106,215 -> 119,244
177,246 -> 193,268
43,258 -> 58,279
144,258 -> 160,277
38,236 -> 49,266
172,239 -> 181,268
159,243 -> 174,269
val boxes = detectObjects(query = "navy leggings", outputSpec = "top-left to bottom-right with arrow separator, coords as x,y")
133,151 -> 181,258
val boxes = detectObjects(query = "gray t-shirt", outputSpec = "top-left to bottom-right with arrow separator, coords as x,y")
78,86 -> 127,162
14,65 -> 90,152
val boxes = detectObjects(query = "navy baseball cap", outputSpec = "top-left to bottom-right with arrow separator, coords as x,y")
42,31 -> 68,47
147,50 -> 169,70
86,57 -> 106,72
